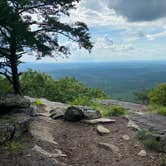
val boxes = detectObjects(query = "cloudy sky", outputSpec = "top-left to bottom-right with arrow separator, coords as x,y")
24,0 -> 166,62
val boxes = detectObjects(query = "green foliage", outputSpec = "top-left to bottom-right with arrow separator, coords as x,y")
32,99 -> 44,106
0,0 -> 92,94
6,140 -> 23,153
137,129 -> 149,140
0,76 -> 12,96
137,129 -> 164,152
92,103 -> 127,117
134,90 -> 150,104
148,84 -> 166,106
158,159 -> 166,166
69,96 -> 92,106
148,104 -> 166,116
20,70 -> 106,103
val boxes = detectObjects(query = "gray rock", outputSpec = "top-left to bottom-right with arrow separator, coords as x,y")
82,118 -> 116,124
127,120 -> 140,130
0,95 -> 30,113
0,123 -> 15,144
97,125 -> 110,135
122,135 -> 130,141
64,106 -> 84,122
0,113 -> 31,144
64,106 -> 101,122
98,142 -> 120,153
77,106 -> 101,120
50,109 -> 64,119
14,114 -> 31,138
138,150 -> 147,157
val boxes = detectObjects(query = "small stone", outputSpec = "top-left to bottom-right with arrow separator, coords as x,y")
134,144 -> 139,148
98,142 -> 119,153
122,135 -> 130,141
50,109 -> 64,119
25,154 -> 32,157
138,150 -> 147,157
127,120 -> 140,130
83,118 -> 116,124
97,125 -> 110,135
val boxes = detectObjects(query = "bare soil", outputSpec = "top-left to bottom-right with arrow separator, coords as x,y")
0,115 -> 165,166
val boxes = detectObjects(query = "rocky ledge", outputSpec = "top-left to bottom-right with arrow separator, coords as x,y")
0,95 -> 31,144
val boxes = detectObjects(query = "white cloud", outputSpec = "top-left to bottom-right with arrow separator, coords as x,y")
146,30 -> 166,40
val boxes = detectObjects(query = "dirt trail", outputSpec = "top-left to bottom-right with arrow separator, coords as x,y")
0,115 -> 165,166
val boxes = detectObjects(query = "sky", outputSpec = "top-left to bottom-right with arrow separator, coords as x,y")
23,0 -> 166,62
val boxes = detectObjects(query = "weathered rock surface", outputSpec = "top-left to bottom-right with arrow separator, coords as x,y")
50,109 -> 65,119
127,120 -> 140,130
64,106 -> 101,122
0,95 -> 30,111
0,124 -> 15,144
97,99 -> 147,112
97,125 -> 110,135
0,113 -> 31,144
82,118 -> 116,124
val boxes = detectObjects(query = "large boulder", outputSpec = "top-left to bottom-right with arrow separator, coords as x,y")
64,106 -> 84,122
0,95 -> 30,113
64,106 -> 101,122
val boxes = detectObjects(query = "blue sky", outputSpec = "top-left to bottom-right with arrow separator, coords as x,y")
23,0 -> 166,62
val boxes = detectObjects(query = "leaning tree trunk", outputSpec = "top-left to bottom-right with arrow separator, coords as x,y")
9,35 -> 22,95
10,57 -> 22,95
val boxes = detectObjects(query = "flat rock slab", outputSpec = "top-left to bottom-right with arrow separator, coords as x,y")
128,112 -> 166,134
82,118 -> 116,124
97,125 -> 110,135
98,99 -> 147,112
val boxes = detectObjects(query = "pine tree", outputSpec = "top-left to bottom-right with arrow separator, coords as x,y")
0,0 -> 93,94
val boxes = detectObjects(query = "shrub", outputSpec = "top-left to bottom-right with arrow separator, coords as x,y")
69,96 -> 92,106
32,99 -> 44,106
20,70 -> 106,103
6,140 -> 23,152
148,84 -> 166,106
92,103 -> 127,117
134,90 -> 150,104
137,129 -> 165,152
148,104 -> 166,116
0,76 -> 12,96
101,105 -> 127,116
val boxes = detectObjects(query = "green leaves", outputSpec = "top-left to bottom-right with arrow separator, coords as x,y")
20,70 -> 105,103
0,0 -> 93,94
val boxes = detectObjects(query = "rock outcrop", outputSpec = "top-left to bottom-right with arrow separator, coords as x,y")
0,95 -> 30,112
0,95 -> 31,144
0,113 -> 31,144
